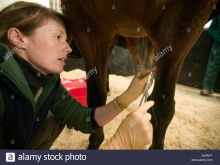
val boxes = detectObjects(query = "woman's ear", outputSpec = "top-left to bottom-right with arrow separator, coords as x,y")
7,28 -> 28,49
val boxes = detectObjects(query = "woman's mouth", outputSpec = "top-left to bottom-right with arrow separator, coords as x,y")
58,57 -> 66,64
58,58 -> 67,66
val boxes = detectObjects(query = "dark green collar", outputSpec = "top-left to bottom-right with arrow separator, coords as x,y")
0,42 -> 34,106
0,42 -> 60,111
13,55 -> 54,95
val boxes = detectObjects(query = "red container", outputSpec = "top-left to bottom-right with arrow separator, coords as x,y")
61,78 -> 87,107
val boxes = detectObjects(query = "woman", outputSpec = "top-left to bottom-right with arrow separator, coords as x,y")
0,1 -> 153,149
200,15 -> 220,96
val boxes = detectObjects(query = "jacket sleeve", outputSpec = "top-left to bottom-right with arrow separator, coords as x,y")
50,84 -> 100,134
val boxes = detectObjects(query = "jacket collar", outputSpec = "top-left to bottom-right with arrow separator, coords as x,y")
0,42 -> 35,105
13,54 -> 55,95
0,42 -> 59,110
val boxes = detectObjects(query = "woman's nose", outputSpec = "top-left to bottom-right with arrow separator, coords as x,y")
64,42 -> 72,54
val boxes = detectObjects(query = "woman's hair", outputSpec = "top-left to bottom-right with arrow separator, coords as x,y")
0,1 -> 72,44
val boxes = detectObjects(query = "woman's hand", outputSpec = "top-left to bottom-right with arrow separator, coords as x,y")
100,101 -> 154,149
94,69 -> 155,127
115,69 -> 154,110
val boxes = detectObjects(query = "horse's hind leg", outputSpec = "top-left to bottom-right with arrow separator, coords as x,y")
147,1 -> 212,149
61,0 -> 116,149
143,38 -> 154,69
68,22 -> 115,149
83,37 -> 115,149
86,36 -> 115,149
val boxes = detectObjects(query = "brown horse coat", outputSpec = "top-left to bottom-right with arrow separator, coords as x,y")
61,0 -> 217,149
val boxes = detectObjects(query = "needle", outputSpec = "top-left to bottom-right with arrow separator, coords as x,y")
139,71 -> 153,106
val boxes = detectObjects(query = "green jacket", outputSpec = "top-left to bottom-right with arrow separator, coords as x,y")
208,15 -> 220,42
0,43 -> 98,148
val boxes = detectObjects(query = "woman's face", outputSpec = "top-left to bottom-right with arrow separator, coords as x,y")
20,18 -> 72,74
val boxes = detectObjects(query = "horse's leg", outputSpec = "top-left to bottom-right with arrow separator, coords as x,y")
147,1 -> 213,149
86,36 -> 115,149
143,38 -> 154,69
62,7 -> 116,149
127,38 -> 142,72
72,29 -> 115,149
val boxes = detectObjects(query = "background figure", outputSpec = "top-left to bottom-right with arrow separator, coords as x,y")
200,15 -> 220,96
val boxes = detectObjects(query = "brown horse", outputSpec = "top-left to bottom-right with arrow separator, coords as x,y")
61,0 -> 218,149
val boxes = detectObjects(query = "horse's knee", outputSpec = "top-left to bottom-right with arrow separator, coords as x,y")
150,99 -> 175,127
